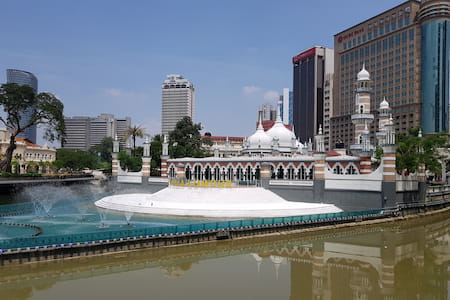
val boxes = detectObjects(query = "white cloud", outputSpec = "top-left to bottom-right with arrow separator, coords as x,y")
105,88 -> 123,97
242,86 -> 261,95
264,90 -> 279,102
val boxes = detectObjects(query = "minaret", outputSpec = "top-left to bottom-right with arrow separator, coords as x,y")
351,64 -> 374,155
376,97 -> 392,146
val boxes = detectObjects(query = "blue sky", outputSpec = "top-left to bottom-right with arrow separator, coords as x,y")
0,0 -> 402,145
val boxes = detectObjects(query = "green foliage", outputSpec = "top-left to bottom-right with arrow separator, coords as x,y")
168,117 -> 206,158
88,137 -> 113,163
96,161 -> 112,174
0,83 -> 65,172
118,151 -> 142,172
396,128 -> 449,174
55,149 -> 97,171
124,125 -> 145,155
150,134 -> 163,175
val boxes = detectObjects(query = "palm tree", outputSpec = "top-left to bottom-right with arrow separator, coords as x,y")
124,125 -> 146,156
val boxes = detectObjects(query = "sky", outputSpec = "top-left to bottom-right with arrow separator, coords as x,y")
0,0 -> 405,146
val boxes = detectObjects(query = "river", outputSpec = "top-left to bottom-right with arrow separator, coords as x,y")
0,211 -> 448,300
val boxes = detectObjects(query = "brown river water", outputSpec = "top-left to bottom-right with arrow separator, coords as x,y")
0,211 -> 449,300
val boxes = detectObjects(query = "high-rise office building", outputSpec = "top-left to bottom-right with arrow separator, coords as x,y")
279,88 -> 293,125
330,0 -> 450,148
259,103 -> 277,122
292,46 -> 334,143
419,0 -> 450,134
6,69 -> 38,143
161,74 -> 195,136
63,114 -> 131,151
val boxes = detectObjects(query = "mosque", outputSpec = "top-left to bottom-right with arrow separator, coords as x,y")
105,67 -> 426,215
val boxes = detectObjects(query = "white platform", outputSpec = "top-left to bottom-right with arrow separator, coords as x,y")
94,187 -> 342,218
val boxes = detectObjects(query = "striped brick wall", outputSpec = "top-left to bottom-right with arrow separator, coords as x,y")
142,157 -> 151,177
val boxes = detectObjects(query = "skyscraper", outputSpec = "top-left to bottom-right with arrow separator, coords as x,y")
419,0 -> 450,134
161,74 -> 195,136
292,46 -> 334,143
330,0 -> 450,148
63,114 -> 131,151
279,88 -> 293,125
6,69 -> 38,143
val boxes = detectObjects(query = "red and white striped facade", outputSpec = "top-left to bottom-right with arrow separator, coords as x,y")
166,155 -> 361,181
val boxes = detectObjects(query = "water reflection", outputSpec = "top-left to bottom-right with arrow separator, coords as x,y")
0,213 -> 448,300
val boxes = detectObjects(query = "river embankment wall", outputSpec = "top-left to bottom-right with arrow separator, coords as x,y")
0,196 -> 448,265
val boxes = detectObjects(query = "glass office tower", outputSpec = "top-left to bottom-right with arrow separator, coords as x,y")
419,0 -> 450,133
6,69 -> 38,143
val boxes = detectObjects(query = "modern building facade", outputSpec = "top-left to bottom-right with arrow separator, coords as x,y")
63,114 -> 131,151
259,103 -> 277,122
279,88 -> 293,125
161,75 -> 195,136
419,0 -> 450,133
330,0 -> 450,148
292,46 -> 334,144
6,69 -> 38,144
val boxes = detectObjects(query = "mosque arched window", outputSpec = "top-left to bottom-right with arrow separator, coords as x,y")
236,167 -> 243,181
214,166 -> 220,180
333,165 -> 343,174
194,165 -> 202,180
185,166 -> 192,180
255,166 -> 261,180
245,166 -> 252,180
227,166 -> 233,180
298,165 -> 306,180
287,166 -> 295,180
271,165 -> 276,179
169,166 -> 176,178
277,166 -> 284,179
204,166 -> 212,180
346,165 -> 357,174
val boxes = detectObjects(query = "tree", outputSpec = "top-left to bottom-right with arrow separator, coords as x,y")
0,83 -> 65,172
54,149 -> 97,172
124,125 -> 145,156
396,128 -> 448,174
88,137 -> 113,163
151,134 -> 163,175
118,151 -> 142,172
168,117 -> 206,158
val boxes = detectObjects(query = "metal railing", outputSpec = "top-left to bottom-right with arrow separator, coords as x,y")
0,209 -> 382,251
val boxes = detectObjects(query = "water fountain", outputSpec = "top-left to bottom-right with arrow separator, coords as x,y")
124,211 -> 134,226
96,207 -> 109,228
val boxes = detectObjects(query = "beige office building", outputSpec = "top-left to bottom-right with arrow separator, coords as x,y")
330,0 -> 422,149
161,74 -> 195,136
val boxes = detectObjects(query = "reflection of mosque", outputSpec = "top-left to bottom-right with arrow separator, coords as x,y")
0,217 -> 448,299
249,218 -> 450,299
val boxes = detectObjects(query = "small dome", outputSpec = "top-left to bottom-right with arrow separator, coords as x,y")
245,118 -> 273,152
379,97 -> 390,110
357,64 -> 370,81
266,107 -> 298,151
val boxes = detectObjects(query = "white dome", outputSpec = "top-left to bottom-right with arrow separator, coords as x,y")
357,64 -> 370,81
245,122 -> 273,152
379,97 -> 390,110
266,111 -> 297,151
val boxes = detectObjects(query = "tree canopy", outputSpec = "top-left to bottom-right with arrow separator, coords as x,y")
124,125 -> 145,155
54,149 -> 97,171
0,83 -> 65,172
88,137 -> 113,163
396,128 -> 449,174
168,116 -> 206,158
